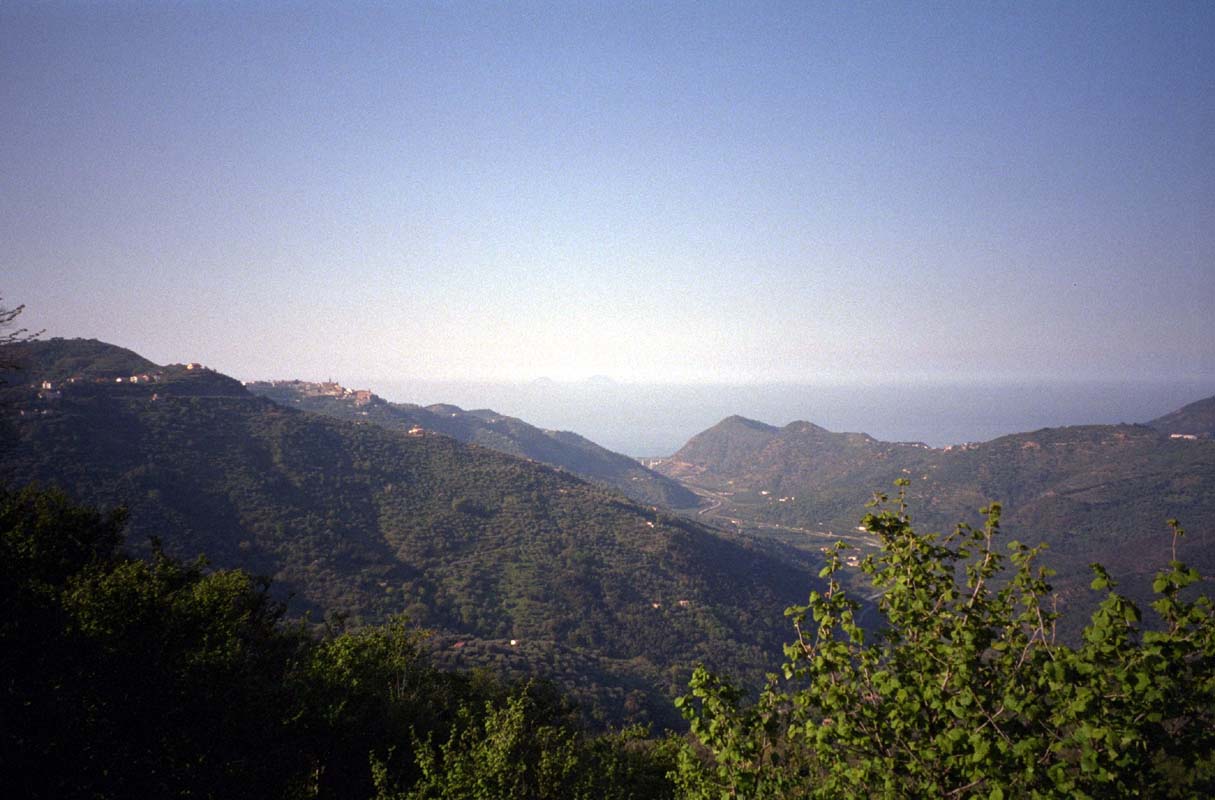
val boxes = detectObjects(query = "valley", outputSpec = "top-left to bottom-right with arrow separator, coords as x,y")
4,337 -> 1215,722
650,407 -> 1215,627
4,334 -> 1215,794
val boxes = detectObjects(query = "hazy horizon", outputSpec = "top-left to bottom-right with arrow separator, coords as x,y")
343,374 -> 1215,456
4,2 -> 1213,385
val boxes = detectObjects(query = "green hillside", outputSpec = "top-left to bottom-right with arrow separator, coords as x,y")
4,337 -> 158,381
247,380 -> 698,509
653,410 -> 1215,617
0,339 -> 822,726
1,484 -> 682,799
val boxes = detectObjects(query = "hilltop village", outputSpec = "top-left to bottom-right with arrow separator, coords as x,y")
245,379 -> 378,407
14,362 -> 224,417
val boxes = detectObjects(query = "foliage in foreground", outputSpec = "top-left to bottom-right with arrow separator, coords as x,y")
0,485 -> 675,799
673,480 -> 1215,799
6,480 -> 1215,799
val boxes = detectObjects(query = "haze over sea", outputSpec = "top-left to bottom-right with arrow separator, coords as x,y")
365,378 -> 1215,458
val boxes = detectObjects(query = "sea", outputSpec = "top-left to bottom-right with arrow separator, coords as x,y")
366,378 -> 1215,458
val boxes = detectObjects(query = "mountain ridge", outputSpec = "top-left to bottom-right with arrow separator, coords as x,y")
244,379 -> 699,509
651,399 -> 1215,620
1149,395 -> 1215,438
0,337 -> 822,726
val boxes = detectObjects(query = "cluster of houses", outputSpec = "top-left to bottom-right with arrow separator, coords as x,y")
35,373 -> 162,399
39,362 -> 209,388
115,372 -> 159,384
30,363 -> 215,405
251,379 -> 378,407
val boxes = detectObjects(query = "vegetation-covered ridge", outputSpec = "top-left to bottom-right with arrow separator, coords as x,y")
246,378 -> 698,509
0,337 -> 822,726
0,484 -> 679,799
2,336 -> 157,381
7,483 -> 1214,798
651,405 -> 1215,618
1149,394 -> 1215,438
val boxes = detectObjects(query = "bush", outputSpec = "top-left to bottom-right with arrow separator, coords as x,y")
673,481 -> 1215,799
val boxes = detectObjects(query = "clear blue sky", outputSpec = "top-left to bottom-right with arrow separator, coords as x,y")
3,1 -> 1212,384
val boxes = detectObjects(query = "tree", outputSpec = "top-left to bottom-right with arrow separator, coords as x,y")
0,295 -> 42,372
0,296 -> 40,346
383,684 -> 677,800
0,485 -> 311,798
673,481 -> 1215,799
0,485 -> 682,799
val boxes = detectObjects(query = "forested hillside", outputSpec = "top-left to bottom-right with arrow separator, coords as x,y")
11,480 -> 1214,799
652,410 -> 1215,615
246,380 -> 698,509
0,339 -> 822,725
0,485 -> 680,799
6,340 -> 1215,798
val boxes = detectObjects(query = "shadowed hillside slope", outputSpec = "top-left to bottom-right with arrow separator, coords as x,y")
1150,395 -> 1215,437
0,339 -> 821,726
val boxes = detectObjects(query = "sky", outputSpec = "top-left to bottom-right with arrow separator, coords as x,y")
2,1 -> 1213,385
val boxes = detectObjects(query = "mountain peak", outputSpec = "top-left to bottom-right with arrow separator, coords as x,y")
717,415 -> 780,433
2,337 -> 158,382
783,420 -> 830,435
